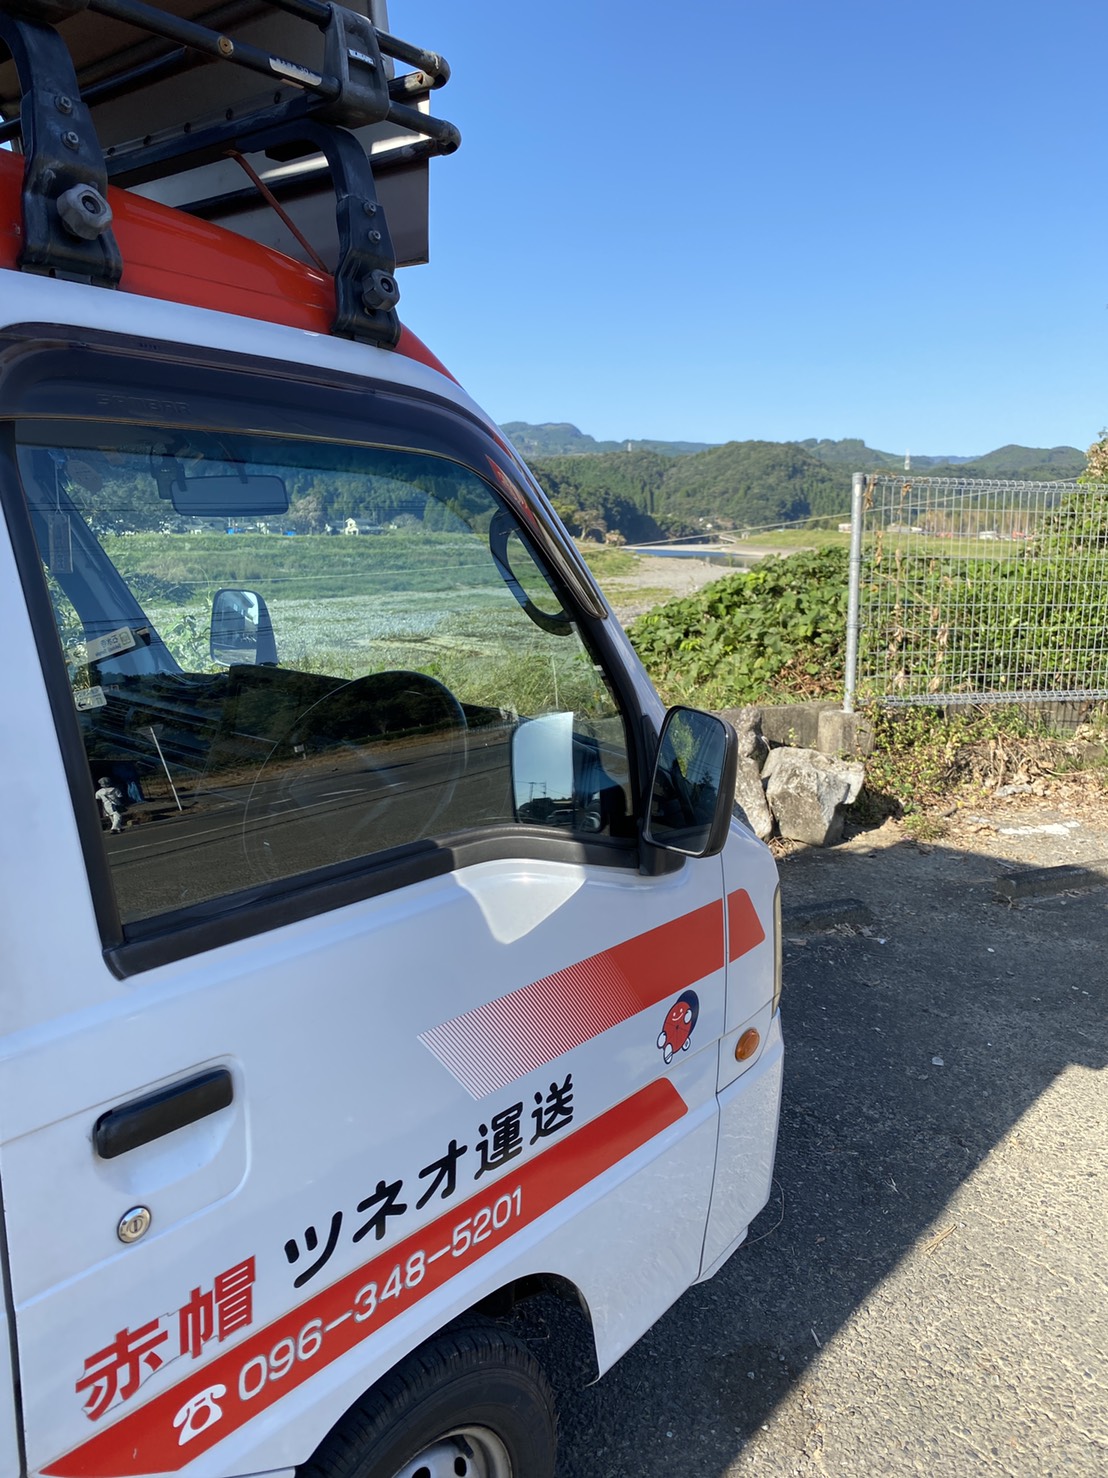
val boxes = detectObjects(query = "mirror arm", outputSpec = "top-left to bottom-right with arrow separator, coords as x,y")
637,838 -> 686,876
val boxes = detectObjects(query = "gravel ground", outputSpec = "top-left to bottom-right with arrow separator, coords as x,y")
537,795 -> 1108,1478
603,553 -> 736,623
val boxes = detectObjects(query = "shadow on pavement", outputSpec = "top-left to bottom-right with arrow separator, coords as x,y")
540,832 -> 1108,1477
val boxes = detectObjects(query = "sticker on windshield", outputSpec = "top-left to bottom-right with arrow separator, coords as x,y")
75,686 -> 107,711
86,628 -> 136,663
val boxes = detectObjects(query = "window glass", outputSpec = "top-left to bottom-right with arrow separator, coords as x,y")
17,425 -> 634,926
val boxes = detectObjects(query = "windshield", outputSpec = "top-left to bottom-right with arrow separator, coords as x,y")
17,423 -> 633,928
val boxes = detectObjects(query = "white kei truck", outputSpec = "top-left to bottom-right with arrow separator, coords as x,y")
0,2 -> 783,1475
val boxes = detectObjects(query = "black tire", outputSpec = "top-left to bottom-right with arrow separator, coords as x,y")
298,1322 -> 558,1478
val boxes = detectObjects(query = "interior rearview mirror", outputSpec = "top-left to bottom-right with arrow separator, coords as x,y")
171,472 -> 289,516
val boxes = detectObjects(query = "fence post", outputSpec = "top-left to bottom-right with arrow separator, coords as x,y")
843,471 -> 864,714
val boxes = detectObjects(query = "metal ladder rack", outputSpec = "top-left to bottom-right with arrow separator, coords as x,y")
0,0 -> 460,346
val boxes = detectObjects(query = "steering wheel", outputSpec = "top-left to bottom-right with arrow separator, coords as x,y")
242,671 -> 467,882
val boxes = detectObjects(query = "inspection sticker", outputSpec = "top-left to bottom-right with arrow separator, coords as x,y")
86,627 -> 135,663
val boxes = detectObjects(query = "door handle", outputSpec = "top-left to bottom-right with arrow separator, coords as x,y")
94,1068 -> 233,1159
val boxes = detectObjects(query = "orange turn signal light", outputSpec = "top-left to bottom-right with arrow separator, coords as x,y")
735,1029 -> 760,1062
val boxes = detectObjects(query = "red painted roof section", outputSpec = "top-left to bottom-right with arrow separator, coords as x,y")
0,150 -> 454,379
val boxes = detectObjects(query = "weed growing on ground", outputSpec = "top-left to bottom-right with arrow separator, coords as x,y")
854,703 -> 1107,820
901,812 -> 950,843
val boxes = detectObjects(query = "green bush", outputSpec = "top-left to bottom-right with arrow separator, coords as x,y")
627,547 -> 849,708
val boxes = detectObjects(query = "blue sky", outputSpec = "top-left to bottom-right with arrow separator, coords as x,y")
394,1 -> 1106,457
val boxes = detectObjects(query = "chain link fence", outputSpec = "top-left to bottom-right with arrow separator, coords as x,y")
845,473 -> 1108,707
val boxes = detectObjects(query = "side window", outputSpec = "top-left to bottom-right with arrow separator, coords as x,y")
17,425 -> 634,927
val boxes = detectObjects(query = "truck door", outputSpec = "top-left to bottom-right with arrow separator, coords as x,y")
0,375 -> 745,1476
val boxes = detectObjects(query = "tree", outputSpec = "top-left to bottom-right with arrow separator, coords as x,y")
286,491 -> 326,533
1084,430 -> 1108,483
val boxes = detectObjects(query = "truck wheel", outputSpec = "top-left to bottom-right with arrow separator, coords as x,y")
299,1322 -> 557,1478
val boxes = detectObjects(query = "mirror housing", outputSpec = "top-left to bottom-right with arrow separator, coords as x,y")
643,707 -> 738,858
210,588 -> 277,667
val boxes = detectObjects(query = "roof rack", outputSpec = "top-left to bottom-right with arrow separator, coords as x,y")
0,0 -> 460,346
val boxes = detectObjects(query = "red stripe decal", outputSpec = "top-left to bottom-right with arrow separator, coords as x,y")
727,889 -> 766,962
43,1080 -> 685,1477
420,900 -> 727,1097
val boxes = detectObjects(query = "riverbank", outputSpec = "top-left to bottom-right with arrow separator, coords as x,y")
598,550 -> 739,623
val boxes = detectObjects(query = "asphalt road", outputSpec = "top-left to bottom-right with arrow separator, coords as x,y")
538,818 -> 1108,1478
105,731 -> 498,918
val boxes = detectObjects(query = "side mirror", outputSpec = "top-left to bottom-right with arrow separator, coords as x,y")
511,712 -> 575,824
510,713 -> 612,833
643,707 -> 738,858
210,588 -> 278,667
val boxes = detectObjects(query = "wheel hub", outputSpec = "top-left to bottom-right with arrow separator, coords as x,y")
392,1426 -> 513,1478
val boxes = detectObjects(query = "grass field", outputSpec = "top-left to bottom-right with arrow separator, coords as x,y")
104,529 -> 492,602
90,529 -> 615,719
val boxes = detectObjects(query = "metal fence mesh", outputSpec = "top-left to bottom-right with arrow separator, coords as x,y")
855,475 -> 1108,705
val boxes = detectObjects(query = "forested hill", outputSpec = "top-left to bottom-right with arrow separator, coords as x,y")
921,444 -> 1087,480
515,429 -> 1086,541
527,441 -> 847,541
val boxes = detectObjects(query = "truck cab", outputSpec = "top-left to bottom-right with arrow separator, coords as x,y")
0,5 -> 783,1475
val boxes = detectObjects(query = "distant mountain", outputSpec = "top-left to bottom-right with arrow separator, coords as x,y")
655,441 -> 845,526
797,437 -> 1085,477
797,438 -> 973,470
501,422 -> 715,458
506,425 -> 1084,481
923,444 -> 1086,480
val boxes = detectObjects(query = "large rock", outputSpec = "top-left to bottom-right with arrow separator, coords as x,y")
721,701 -> 874,757
720,704 -> 769,765
762,746 -> 865,846
725,705 -> 773,841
